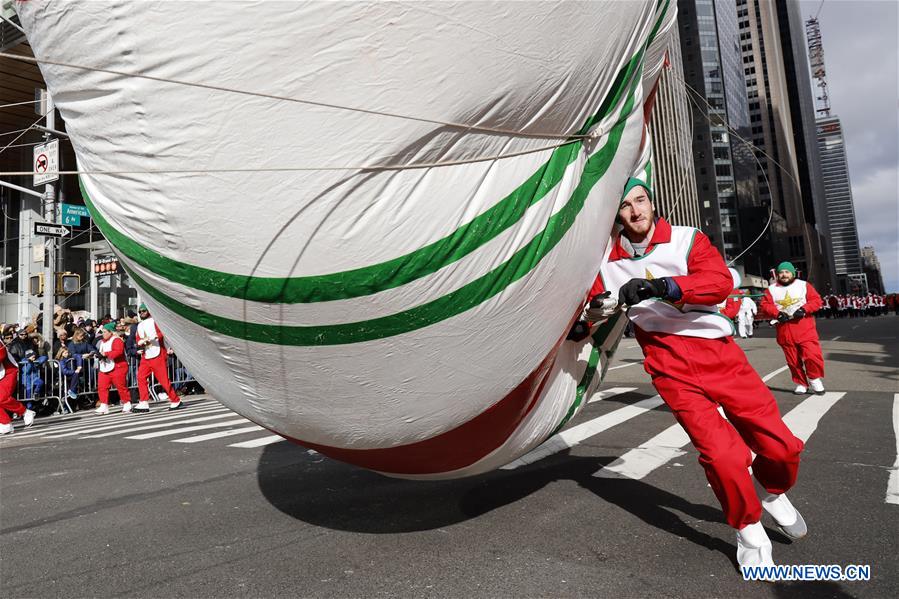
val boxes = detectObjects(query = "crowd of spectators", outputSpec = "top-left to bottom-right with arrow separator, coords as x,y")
1,305 -> 203,417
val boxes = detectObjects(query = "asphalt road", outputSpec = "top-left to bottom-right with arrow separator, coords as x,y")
2,315 -> 897,598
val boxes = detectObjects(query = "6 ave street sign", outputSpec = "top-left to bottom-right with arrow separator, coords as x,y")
33,222 -> 71,238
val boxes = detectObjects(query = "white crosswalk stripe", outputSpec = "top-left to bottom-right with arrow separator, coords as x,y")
126,418 -> 251,440
49,409 -> 232,439
501,391 -> 665,470
887,393 -> 899,505
594,392 -> 846,480
228,435 -> 285,448
172,425 -> 265,443
14,404 -> 225,437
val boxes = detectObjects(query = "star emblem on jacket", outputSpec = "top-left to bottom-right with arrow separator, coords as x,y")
776,290 -> 802,311
645,268 -> 687,312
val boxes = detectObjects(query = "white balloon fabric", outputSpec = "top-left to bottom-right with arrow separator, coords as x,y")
17,0 -> 676,479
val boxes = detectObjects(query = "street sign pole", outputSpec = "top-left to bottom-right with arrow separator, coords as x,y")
41,92 -> 55,343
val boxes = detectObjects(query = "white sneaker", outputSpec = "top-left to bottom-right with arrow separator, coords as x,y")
808,378 -> 825,395
121,402 -> 133,413
23,409 -> 36,427
133,401 -> 151,414
737,521 -> 774,571
0,422 -> 12,435
793,384 -> 808,395
761,493 -> 807,540
94,403 -> 109,415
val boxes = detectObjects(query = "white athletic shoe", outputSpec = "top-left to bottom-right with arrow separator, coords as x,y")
121,402 -> 133,413
763,494 -> 807,540
737,521 -> 775,572
94,403 -> 109,415
793,384 -> 808,395
23,409 -> 36,427
133,401 -> 151,414
808,378 -> 825,395
0,422 -> 12,435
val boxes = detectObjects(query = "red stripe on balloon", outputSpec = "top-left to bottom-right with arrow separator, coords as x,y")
278,345 -> 560,475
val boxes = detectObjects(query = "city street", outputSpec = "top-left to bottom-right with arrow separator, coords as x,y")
2,315 -> 897,598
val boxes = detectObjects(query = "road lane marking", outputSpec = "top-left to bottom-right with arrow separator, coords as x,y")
501,395 -> 665,470
593,392 -> 845,480
228,435 -> 285,448
125,418 -> 249,439
886,393 -> 899,505
39,407 -> 229,438
587,386 -> 638,405
831,335 -> 841,341
780,392 -> 845,441
608,361 -> 643,371
12,404 -> 225,437
172,425 -> 265,443
79,412 -> 238,438
762,365 -> 790,382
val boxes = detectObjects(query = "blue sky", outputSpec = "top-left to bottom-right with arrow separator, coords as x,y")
799,0 -> 898,291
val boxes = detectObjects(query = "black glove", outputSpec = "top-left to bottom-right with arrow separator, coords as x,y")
792,307 -> 806,320
618,278 -> 667,307
777,312 -> 790,323
566,320 -> 591,342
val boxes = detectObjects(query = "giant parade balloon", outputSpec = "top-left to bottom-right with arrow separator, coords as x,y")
16,0 -> 677,479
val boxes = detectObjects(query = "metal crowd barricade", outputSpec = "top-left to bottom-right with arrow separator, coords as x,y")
16,358 -> 67,415
22,351 -> 200,415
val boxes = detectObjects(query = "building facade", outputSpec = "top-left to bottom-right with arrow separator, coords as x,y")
734,0 -> 834,288
647,24 -> 702,228
816,115 -> 862,291
677,0 -> 758,264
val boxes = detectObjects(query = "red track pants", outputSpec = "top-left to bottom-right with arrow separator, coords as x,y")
0,370 -> 25,425
98,364 -> 130,405
640,333 -> 805,529
778,338 -> 825,386
137,355 -> 180,403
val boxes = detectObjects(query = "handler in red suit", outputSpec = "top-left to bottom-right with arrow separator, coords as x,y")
759,262 -> 825,395
94,322 -> 131,415
719,289 -> 742,320
0,339 -> 35,434
582,179 -> 805,571
134,303 -> 182,413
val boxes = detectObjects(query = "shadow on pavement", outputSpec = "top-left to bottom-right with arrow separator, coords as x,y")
257,446 -> 733,563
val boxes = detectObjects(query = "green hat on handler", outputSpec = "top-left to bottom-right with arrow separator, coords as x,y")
102,322 -> 116,332
777,261 -> 796,275
620,177 -> 653,205
138,303 -> 148,311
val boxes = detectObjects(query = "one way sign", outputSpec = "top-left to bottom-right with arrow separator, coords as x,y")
33,222 -> 71,238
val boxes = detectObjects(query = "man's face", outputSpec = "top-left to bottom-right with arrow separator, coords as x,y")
777,269 -> 795,285
59,332 -> 68,342
139,309 -> 150,320
617,187 -> 654,239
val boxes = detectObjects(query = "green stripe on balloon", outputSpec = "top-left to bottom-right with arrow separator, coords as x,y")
122,83 -> 639,347
80,41 -> 651,306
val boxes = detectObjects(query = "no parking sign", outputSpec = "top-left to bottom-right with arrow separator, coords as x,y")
33,138 -> 59,186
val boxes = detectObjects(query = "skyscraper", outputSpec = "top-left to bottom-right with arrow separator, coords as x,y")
817,116 -> 862,286
647,24 -> 701,228
735,0 -> 834,288
677,0 -> 758,263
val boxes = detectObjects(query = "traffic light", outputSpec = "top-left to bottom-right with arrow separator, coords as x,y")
28,272 -> 81,296
58,272 -> 80,294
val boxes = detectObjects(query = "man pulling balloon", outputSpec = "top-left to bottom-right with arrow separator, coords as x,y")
759,262 -> 826,395
579,178 -> 806,573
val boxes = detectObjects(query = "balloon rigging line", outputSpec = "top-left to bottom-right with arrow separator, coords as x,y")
0,51 -> 593,142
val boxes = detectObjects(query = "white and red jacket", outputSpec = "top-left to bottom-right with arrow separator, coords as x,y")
0,343 -> 19,381
136,317 -> 167,360
589,218 -> 735,343
97,335 -> 128,373
759,279 -> 823,344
